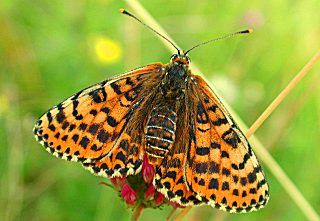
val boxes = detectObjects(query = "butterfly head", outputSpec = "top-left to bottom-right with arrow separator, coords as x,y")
170,53 -> 191,66
160,53 -> 191,98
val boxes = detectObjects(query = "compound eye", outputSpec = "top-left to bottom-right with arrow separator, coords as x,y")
186,56 -> 191,63
170,54 -> 179,61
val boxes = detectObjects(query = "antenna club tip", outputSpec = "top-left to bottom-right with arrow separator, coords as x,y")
248,28 -> 254,33
119,8 -> 125,13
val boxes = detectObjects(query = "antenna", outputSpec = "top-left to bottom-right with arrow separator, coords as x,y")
120,9 -> 180,54
184,29 -> 253,55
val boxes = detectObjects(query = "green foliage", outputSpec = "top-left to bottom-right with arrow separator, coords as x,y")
0,0 -> 319,220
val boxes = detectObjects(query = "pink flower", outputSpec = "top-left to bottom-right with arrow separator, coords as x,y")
154,193 -> 165,206
142,154 -> 155,183
144,184 -> 156,200
110,176 -> 127,188
121,183 -> 137,205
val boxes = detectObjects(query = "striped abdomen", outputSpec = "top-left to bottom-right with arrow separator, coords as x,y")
145,107 -> 177,163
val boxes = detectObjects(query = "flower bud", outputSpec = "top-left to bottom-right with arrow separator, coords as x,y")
154,192 -> 165,206
110,176 -> 127,189
144,184 -> 156,200
142,154 -> 155,183
121,183 -> 137,205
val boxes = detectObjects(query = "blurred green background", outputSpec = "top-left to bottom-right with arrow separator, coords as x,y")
1,0 -> 319,220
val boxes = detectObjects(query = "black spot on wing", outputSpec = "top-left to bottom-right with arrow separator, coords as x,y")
97,129 -> 109,143
248,171 -> 257,184
79,123 -> 87,131
240,177 -> 247,186
211,117 -> 228,126
46,112 -> 53,124
209,162 -> 220,174
90,109 -> 97,116
61,135 -> 68,141
110,82 -> 122,94
89,88 -> 107,103
107,116 -> 118,127
165,171 -> 177,180
79,136 -> 90,149
116,151 -> 126,163
221,150 -> 229,158
48,124 -> 55,132
72,134 -> 79,143
210,142 -> 221,149
222,168 -> 230,176
195,146 -> 210,155
196,102 -> 209,124
69,124 -> 76,131
195,163 -> 208,174
221,127 -> 241,149
56,111 -> 66,123
208,178 -> 219,190
62,122 -> 69,130
101,107 -> 110,114
222,182 -> 229,190
233,189 -> 239,196
88,124 -> 100,135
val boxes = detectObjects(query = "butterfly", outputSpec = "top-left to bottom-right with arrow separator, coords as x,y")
33,9 -> 269,213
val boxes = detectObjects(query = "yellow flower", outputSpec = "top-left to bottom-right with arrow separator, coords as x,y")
92,36 -> 122,64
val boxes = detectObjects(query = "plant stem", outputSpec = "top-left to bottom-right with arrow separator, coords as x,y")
173,207 -> 191,221
246,50 -> 320,138
166,207 -> 177,221
131,204 -> 144,221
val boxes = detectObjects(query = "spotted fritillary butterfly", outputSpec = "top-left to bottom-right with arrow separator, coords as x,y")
33,9 -> 269,213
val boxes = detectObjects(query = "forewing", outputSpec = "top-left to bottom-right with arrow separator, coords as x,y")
33,63 -> 163,177
185,75 -> 269,213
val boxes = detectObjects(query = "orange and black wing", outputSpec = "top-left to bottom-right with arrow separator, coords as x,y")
184,74 -> 269,213
154,151 -> 203,207
33,63 -> 163,177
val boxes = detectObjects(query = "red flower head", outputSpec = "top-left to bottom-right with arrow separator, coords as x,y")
104,154 -> 182,211
110,176 -> 127,189
154,192 -> 165,206
142,154 -> 155,184
121,183 -> 138,205
144,184 -> 156,200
